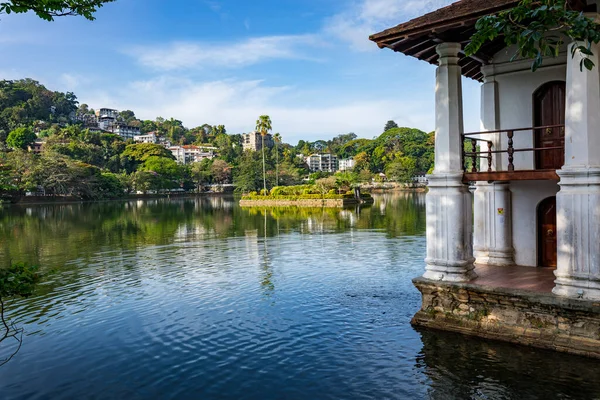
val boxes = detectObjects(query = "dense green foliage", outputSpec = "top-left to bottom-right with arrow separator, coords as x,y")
6,127 -> 36,150
0,79 -> 434,200
0,0 -> 115,21
0,79 -> 78,142
465,0 -> 600,71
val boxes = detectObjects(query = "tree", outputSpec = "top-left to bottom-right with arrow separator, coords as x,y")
353,151 -> 370,171
0,79 -> 78,140
234,152 -> 263,193
118,110 -> 136,124
141,156 -> 180,192
0,0 -> 115,21
6,127 -> 36,150
465,0 -> 600,72
384,120 -> 398,132
273,133 -> 281,186
255,115 -> 272,194
210,159 -> 231,184
190,159 -> 212,191
121,143 -> 175,172
386,157 -> 418,183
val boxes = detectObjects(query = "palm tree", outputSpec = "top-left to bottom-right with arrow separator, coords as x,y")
273,133 -> 281,187
255,115 -> 272,194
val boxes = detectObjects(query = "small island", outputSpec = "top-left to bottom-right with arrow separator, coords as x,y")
239,184 -> 374,208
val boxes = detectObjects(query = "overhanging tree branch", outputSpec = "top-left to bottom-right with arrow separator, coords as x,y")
0,0 -> 115,21
464,0 -> 600,71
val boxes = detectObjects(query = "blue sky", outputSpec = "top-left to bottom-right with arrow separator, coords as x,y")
0,0 -> 482,144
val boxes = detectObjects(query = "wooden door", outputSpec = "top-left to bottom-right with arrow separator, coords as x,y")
538,197 -> 557,268
534,81 -> 565,170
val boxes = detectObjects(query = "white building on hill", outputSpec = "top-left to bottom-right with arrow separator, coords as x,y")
134,132 -> 159,144
169,145 -> 218,164
338,158 -> 355,171
243,131 -> 273,151
306,154 -> 338,173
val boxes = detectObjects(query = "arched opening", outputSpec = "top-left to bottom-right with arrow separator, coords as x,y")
537,196 -> 557,268
533,81 -> 565,170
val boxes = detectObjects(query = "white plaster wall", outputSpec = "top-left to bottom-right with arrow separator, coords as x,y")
510,181 -> 559,266
493,66 -> 566,170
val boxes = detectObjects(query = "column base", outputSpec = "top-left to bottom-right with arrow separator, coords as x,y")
474,249 -> 515,267
553,275 -> 600,300
423,261 -> 477,282
553,167 -> 600,300
424,172 -> 476,283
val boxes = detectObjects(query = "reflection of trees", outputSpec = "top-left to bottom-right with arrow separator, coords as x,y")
260,210 -> 274,296
0,193 -> 426,274
239,192 -> 426,238
0,193 -> 426,320
416,327 -> 600,399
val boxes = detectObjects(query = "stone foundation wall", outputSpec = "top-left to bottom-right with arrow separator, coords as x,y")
239,199 -> 353,207
412,277 -> 600,358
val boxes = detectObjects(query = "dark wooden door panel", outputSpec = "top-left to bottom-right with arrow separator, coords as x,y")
534,82 -> 565,170
538,197 -> 557,268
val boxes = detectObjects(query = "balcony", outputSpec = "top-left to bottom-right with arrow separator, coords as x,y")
461,124 -> 564,183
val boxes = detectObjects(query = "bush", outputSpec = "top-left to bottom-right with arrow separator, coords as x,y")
241,193 -> 355,201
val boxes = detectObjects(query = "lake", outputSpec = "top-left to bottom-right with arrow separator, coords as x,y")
0,193 -> 599,400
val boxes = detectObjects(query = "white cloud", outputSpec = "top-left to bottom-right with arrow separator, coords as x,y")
79,75 -> 433,144
324,0 -> 456,51
127,35 -> 321,70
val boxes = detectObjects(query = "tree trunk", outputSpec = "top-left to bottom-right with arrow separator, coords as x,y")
275,142 -> 279,187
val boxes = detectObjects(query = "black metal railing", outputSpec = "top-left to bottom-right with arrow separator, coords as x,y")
461,124 -> 564,173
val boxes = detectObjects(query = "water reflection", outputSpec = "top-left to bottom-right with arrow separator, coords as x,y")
417,327 -> 600,399
1,192 -> 599,399
0,192 -> 426,270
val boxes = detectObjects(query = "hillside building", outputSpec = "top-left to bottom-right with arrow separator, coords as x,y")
168,145 -> 218,164
306,154 -> 338,173
242,131 -> 273,151
338,158 -> 355,171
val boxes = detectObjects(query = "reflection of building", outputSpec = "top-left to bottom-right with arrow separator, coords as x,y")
243,131 -> 273,151
338,158 -> 355,171
168,145 -> 218,164
306,154 -> 338,172
370,0 -> 600,357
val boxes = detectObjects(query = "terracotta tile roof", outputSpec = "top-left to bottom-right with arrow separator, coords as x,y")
370,0 -> 519,43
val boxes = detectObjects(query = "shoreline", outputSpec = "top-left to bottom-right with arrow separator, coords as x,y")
1,192 -> 232,206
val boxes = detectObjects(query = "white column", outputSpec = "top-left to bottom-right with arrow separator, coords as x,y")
424,42 -> 476,282
553,42 -> 600,300
473,76 -> 514,266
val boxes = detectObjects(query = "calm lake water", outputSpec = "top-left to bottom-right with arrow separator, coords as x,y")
0,193 -> 599,400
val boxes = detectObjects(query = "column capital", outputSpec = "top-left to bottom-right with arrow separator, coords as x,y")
436,42 -> 461,64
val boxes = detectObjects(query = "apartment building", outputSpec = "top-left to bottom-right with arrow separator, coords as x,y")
168,145 -> 218,164
242,131 -> 273,151
306,154 -> 338,173
338,158 -> 355,171
133,132 -> 159,144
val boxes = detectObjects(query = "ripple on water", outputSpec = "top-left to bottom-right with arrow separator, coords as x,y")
1,197 -> 600,400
